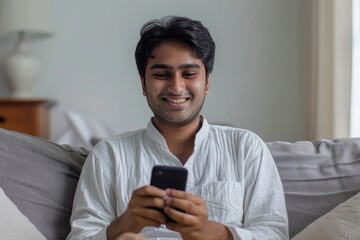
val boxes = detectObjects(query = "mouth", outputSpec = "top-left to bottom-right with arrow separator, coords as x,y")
164,98 -> 189,104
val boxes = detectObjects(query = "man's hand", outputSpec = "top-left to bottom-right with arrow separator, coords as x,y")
164,189 -> 234,240
107,186 -> 167,240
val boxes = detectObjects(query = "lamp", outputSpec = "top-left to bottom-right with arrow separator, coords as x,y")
0,0 -> 54,98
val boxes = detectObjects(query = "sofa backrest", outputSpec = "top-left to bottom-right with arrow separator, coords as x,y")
0,128 -> 89,240
1,128 -> 360,239
268,138 -> 360,238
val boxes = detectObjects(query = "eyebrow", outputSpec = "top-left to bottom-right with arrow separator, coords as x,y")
150,63 -> 201,70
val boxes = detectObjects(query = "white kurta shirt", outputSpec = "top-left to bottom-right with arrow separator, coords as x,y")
67,118 -> 289,240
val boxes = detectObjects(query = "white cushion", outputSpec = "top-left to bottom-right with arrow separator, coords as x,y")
0,188 -> 46,240
292,191 -> 360,240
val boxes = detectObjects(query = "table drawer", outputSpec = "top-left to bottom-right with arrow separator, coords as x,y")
0,107 -> 38,134
0,99 -> 54,139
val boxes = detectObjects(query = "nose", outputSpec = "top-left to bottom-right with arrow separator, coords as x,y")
167,74 -> 185,94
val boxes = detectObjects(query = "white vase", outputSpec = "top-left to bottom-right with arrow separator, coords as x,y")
2,41 -> 39,98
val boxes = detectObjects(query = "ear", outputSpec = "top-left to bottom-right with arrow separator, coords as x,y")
205,75 -> 211,95
141,77 -> 146,96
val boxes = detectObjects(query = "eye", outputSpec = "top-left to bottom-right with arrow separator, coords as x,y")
153,72 -> 171,79
183,71 -> 197,79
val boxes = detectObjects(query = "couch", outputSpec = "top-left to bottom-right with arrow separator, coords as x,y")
1,128 -> 360,240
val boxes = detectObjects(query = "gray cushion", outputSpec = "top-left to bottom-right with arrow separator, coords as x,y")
0,128 -> 89,240
2,127 -> 360,239
268,138 -> 360,238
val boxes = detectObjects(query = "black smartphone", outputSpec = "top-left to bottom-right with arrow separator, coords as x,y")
150,165 -> 188,191
150,165 -> 188,222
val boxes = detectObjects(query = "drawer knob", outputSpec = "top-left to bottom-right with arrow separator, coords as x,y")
0,116 -> 5,123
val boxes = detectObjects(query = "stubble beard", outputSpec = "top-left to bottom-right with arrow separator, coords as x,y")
147,95 -> 206,128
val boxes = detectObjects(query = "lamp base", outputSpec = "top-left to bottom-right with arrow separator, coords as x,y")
2,40 -> 39,98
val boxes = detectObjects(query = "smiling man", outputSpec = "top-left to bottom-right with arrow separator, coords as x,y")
67,16 -> 289,240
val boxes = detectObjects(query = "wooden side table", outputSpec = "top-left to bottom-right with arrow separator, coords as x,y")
0,99 -> 55,139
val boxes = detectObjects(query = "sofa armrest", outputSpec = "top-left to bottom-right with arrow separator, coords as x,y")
0,128 -> 89,240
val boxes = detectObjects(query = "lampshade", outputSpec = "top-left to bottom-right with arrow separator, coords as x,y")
0,0 -> 55,37
0,0 -> 55,98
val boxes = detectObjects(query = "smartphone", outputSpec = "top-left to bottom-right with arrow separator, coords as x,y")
150,165 -> 188,191
150,165 -> 188,222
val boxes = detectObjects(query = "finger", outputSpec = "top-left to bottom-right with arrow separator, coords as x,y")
130,194 -> 166,210
165,196 -> 206,216
164,195 -> 208,227
133,207 -> 168,224
165,189 -> 203,205
135,185 -> 166,198
130,186 -> 167,210
165,199 -> 199,224
164,205 -> 198,225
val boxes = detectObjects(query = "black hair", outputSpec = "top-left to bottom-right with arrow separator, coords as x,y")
135,16 -> 215,78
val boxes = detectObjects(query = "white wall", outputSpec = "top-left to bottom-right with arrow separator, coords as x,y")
0,0 -> 306,142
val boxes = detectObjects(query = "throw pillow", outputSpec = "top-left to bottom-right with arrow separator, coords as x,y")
268,138 -> 360,237
292,191 -> 360,240
0,188 -> 46,240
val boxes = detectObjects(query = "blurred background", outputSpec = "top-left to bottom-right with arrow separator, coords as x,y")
0,0 -> 358,147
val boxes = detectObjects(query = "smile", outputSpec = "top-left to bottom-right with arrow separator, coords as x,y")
164,98 -> 188,104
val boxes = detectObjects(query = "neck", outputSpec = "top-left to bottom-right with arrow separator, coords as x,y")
152,116 -> 202,164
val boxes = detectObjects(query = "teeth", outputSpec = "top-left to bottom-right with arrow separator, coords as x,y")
166,98 -> 187,104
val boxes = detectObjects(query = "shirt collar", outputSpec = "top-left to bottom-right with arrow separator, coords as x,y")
146,117 -> 210,152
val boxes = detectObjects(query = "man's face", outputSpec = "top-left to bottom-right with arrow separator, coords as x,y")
141,41 -> 209,128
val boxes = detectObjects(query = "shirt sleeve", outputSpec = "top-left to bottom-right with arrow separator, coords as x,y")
227,140 -> 289,240
67,148 -> 116,240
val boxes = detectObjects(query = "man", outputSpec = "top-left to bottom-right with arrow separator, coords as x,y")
67,16 -> 288,240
